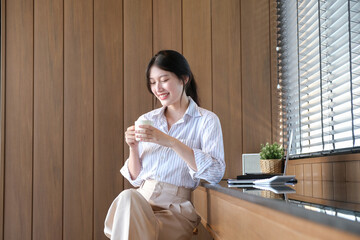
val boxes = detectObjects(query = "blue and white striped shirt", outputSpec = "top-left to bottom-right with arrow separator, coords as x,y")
121,97 -> 225,189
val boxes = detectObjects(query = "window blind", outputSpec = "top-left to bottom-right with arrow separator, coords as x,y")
277,0 -> 360,157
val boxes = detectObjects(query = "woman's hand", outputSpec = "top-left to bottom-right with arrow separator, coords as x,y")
135,125 -> 173,148
136,125 -> 198,171
125,125 -> 139,149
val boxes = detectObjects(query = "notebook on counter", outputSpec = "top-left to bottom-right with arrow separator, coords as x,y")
228,130 -> 295,185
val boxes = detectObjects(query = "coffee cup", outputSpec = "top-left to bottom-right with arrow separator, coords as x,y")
135,119 -> 153,141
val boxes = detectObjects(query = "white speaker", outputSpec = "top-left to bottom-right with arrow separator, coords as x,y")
242,154 -> 261,174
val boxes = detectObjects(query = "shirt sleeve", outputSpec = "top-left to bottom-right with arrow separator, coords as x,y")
188,114 -> 225,184
120,158 -> 143,187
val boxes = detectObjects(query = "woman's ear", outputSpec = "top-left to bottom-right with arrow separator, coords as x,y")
182,76 -> 189,85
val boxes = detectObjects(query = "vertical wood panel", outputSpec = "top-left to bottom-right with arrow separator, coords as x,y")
4,0 -> 34,239
295,180 -> 304,195
94,0 -> 123,239
347,182 -> 360,203
183,0 -> 212,110
64,0 -> 93,239
212,0 -> 241,178
152,0 -> 182,109
303,181 -> 312,197
123,0 -> 153,189
295,164 -> 304,180
346,161 -> 360,182
304,164 -> 312,180
334,182 -> 347,201
153,0 -> 182,53
313,181 -> 322,198
333,162 -> 346,182
322,181 -> 334,200
0,0 -> 5,237
287,165 -> 295,175
312,163 -> 322,181
241,0 -> 271,153
322,163 -> 333,181
33,0 -> 63,239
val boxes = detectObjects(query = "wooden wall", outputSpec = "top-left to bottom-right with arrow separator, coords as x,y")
287,154 -> 360,212
0,0 -> 274,239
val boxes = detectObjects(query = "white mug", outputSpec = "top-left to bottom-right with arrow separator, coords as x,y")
135,119 -> 153,141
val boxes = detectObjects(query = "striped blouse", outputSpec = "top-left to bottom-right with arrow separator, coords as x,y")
120,97 -> 225,189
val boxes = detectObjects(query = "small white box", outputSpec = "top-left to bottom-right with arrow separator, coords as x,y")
242,154 -> 261,174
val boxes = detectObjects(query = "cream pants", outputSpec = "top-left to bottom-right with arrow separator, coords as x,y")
104,180 -> 200,240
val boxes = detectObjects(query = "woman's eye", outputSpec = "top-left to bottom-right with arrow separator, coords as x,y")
161,79 -> 169,82
150,82 -> 155,85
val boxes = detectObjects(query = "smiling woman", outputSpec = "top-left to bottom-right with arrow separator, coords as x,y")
104,50 -> 225,240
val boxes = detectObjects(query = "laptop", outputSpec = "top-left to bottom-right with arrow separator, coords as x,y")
228,130 -> 295,185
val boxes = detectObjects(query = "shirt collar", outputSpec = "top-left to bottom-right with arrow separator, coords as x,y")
184,97 -> 202,118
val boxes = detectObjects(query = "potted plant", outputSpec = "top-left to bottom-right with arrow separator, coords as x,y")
259,142 -> 284,174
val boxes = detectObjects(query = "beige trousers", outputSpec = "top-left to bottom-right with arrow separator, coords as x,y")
104,180 -> 200,240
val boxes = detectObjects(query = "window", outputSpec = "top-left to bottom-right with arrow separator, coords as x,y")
277,0 -> 360,157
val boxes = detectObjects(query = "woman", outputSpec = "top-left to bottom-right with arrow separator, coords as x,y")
104,50 -> 225,240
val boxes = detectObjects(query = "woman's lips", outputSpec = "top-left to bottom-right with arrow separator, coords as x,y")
157,93 -> 169,100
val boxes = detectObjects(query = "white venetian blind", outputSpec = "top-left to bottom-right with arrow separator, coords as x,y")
277,0 -> 360,157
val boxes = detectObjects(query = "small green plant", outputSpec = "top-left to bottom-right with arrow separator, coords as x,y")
260,142 -> 284,160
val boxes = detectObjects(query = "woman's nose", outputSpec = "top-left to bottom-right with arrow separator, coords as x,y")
155,82 -> 163,91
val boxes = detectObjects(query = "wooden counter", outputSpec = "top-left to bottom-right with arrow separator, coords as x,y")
192,181 -> 360,240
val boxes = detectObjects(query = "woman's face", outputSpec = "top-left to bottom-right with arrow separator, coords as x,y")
149,65 -> 185,107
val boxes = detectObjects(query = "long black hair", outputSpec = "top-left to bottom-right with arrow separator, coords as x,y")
146,50 -> 200,106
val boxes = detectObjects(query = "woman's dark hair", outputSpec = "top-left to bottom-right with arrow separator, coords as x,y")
146,50 -> 200,106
